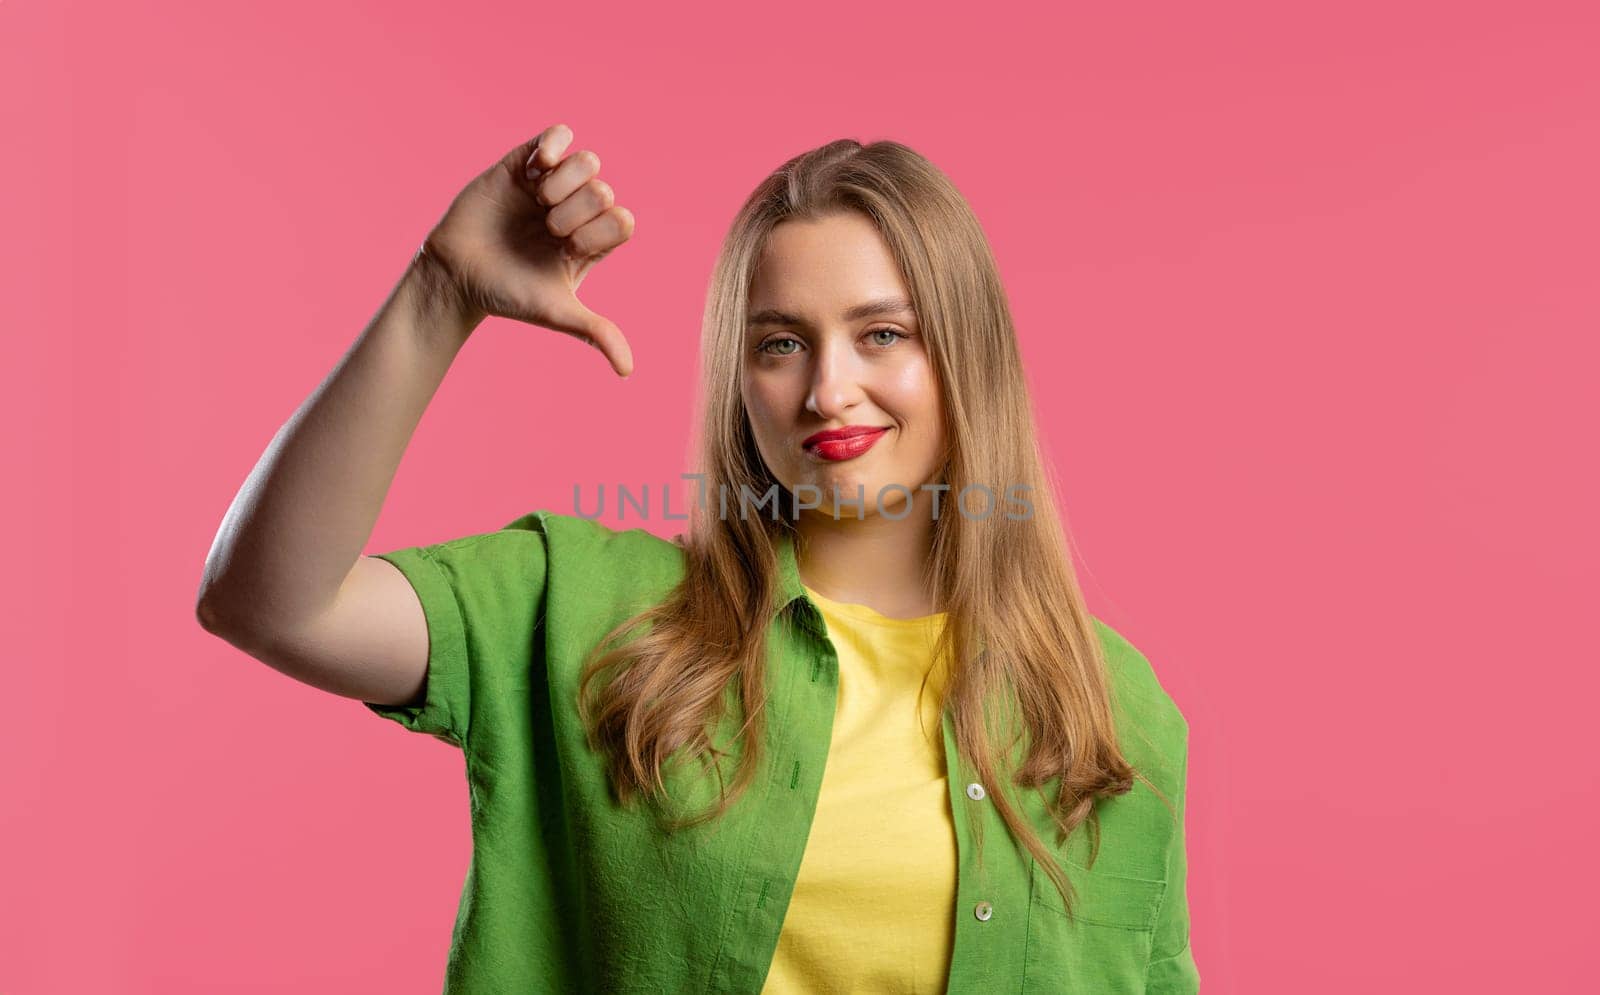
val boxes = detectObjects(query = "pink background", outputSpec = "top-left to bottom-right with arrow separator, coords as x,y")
4,0 -> 1596,991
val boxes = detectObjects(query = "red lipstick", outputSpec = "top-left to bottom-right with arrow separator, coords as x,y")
802,425 -> 890,461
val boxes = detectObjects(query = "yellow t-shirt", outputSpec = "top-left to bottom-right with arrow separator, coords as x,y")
762,584 -> 957,994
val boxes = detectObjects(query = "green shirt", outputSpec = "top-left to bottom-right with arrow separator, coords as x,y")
366,510 -> 1198,993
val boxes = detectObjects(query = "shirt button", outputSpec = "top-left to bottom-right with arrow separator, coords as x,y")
965,782 -> 986,801
974,901 -> 993,922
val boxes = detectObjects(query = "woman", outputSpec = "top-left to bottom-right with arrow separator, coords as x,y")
196,123 -> 1198,994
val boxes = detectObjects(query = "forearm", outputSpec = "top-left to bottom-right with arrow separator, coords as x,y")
195,254 -> 478,636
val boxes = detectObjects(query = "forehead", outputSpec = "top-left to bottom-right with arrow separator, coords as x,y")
747,213 -> 912,316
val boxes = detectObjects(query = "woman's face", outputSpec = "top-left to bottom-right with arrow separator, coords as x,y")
741,211 -> 947,520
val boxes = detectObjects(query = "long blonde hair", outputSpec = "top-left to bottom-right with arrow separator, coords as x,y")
577,137 -> 1170,917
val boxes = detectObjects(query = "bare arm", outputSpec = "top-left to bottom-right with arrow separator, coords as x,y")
195,123 -> 635,708
195,256 -> 474,706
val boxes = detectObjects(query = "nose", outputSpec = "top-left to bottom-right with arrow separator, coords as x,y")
804,335 -> 866,419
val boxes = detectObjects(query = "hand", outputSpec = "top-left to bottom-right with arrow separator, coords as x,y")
416,123 -> 636,377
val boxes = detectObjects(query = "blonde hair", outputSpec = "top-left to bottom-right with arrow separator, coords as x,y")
577,137 -> 1171,918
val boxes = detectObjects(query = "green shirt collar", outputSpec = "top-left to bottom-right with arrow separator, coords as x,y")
774,527 -> 808,613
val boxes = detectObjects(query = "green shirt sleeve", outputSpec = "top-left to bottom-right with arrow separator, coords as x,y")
362,519 -> 550,750
1144,735 -> 1200,993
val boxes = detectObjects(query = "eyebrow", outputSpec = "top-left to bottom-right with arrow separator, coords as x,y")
746,297 -> 918,329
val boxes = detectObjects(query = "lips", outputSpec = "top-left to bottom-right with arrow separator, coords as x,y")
802,425 -> 890,462
802,425 -> 892,448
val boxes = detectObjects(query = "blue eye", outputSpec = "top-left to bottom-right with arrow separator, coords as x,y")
755,327 -> 908,358
757,337 -> 801,356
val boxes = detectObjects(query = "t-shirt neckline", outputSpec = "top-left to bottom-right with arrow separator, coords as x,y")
800,583 -> 948,628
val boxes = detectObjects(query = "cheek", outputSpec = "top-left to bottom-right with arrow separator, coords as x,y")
741,377 -> 788,444
885,361 -> 942,427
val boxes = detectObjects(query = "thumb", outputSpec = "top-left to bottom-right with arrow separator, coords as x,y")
498,128 -> 561,197
547,294 -> 634,378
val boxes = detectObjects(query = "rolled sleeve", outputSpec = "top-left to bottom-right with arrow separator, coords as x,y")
361,518 -> 550,751
364,544 -> 473,746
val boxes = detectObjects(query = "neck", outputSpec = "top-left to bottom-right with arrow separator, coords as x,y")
793,491 -> 941,619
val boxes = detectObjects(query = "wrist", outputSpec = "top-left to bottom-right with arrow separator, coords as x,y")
400,245 -> 485,345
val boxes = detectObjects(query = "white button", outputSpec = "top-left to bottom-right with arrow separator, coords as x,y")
965,782 -> 986,801
974,901 -> 993,922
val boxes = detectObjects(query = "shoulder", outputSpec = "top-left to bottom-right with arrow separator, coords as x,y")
1092,616 -> 1189,775
501,509 -> 687,613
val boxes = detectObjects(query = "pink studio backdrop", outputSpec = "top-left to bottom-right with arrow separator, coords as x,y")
3,0 -> 1596,991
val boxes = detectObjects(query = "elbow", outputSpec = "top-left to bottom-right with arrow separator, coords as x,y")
194,583 -> 305,661
195,558 -> 230,633
195,584 -> 252,642
195,592 -> 243,645
195,572 -> 231,634
195,566 -> 257,639
194,593 -> 273,660
195,593 -> 224,634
